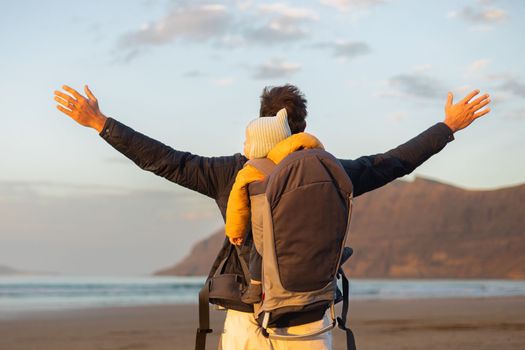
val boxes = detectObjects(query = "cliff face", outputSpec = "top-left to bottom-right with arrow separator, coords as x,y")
345,178 -> 525,279
154,228 -> 226,276
154,178 -> 525,279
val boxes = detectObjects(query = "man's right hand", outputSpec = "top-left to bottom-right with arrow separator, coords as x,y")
54,85 -> 107,133
444,89 -> 491,133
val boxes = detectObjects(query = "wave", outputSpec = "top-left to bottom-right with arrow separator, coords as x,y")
1,276 -> 524,318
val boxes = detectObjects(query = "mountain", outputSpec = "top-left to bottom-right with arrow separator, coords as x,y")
154,228 -> 226,276
154,177 -> 525,279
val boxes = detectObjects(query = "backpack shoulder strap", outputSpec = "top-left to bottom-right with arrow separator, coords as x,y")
195,280 -> 212,350
245,158 -> 276,176
337,270 -> 357,350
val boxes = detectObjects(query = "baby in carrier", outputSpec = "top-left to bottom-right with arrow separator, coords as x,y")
225,108 -> 323,303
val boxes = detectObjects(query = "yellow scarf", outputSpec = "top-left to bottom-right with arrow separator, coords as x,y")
225,133 -> 324,242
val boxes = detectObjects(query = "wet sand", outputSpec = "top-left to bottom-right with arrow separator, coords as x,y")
0,297 -> 524,349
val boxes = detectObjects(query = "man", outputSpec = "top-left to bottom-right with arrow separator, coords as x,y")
53,84 -> 490,349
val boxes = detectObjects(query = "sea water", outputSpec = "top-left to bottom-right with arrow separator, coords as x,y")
1,276 -> 525,318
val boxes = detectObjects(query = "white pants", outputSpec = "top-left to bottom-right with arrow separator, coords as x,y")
220,309 -> 333,350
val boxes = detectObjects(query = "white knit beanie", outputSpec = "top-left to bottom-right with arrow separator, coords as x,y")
245,108 -> 291,159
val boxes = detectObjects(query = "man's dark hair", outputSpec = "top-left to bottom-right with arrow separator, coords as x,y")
259,84 -> 307,134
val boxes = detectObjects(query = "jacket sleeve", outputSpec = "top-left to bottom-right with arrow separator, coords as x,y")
99,118 -> 243,199
340,122 -> 454,197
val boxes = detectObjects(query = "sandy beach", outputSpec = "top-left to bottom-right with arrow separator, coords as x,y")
0,297 -> 524,350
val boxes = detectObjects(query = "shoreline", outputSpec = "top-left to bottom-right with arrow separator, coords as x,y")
1,294 -> 523,318
1,296 -> 524,349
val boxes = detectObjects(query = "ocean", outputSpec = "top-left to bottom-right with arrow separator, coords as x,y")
1,276 -> 524,318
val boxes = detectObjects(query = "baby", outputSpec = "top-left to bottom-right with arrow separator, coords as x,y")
225,108 -> 291,303
225,108 -> 324,304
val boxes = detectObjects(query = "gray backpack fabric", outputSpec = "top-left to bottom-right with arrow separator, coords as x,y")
248,149 -> 355,345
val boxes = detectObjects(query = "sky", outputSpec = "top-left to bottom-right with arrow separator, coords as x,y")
0,0 -> 524,275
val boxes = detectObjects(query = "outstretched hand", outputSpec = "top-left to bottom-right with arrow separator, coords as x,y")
54,85 -> 107,133
444,90 -> 491,133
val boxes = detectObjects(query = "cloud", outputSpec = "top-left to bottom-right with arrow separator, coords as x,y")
252,59 -> 301,79
116,2 -> 319,61
119,4 -> 232,48
214,34 -> 246,48
243,3 -> 319,44
477,0 -> 497,4
467,59 -> 491,73
499,78 -> 525,98
449,5 -> 508,24
211,77 -> 234,86
258,3 -> 319,20
486,73 -> 525,99
389,73 -> 446,99
235,0 -> 253,11
182,69 -> 207,78
112,48 -> 148,65
505,108 -> 525,121
314,41 -> 371,60
333,41 -> 370,59
320,0 -> 385,12
485,72 -> 514,81
244,20 -> 310,44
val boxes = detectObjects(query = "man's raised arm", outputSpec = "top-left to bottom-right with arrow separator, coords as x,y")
342,89 -> 491,197
54,85 -> 243,199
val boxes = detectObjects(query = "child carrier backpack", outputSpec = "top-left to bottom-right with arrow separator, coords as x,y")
195,148 -> 356,350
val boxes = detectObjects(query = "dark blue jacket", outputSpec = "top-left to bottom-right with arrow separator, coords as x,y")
100,118 -> 454,280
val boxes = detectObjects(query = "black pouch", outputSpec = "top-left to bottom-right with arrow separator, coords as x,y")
196,243 -> 254,350
208,274 -> 243,300
207,244 -> 253,312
